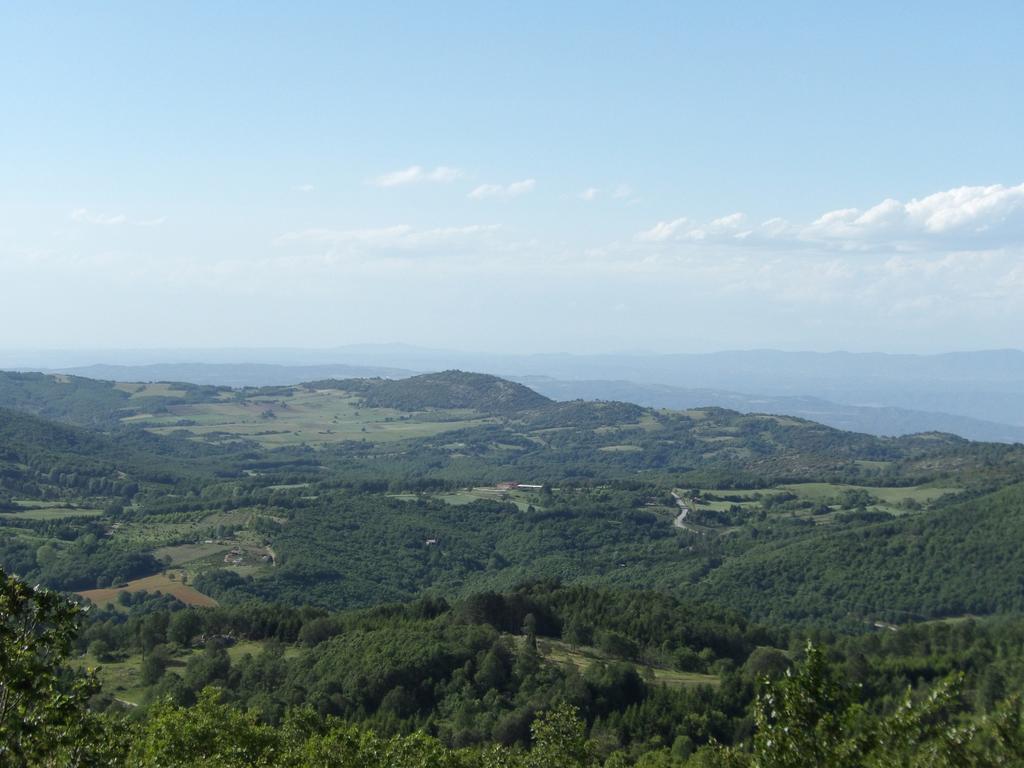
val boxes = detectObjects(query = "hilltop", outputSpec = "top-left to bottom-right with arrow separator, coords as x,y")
308,370 -> 553,415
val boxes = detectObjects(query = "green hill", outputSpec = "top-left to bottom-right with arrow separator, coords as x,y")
0,370 -> 226,427
0,370 -> 131,426
311,370 -> 553,415
695,481 -> 1024,625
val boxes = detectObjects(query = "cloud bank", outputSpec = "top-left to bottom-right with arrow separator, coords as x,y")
637,183 -> 1024,250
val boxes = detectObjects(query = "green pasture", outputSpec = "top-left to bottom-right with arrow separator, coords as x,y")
153,541 -> 230,566
391,487 -> 540,512
112,508 -> 259,552
78,653 -> 147,705
778,482 -> 961,506
3,502 -> 104,520
124,388 -> 496,447
79,640 -> 305,706
537,638 -> 719,690
115,382 -> 191,399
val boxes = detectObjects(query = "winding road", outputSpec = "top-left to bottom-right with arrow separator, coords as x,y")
671,492 -> 690,528
671,491 -> 707,536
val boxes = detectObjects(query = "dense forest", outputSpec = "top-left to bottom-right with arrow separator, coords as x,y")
7,566 -> 1024,766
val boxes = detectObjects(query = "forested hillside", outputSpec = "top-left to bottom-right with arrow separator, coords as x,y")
0,370 -> 227,427
8,566 -> 1024,766
315,370 -> 552,414
697,482 -> 1024,624
2,369 -> 1024,766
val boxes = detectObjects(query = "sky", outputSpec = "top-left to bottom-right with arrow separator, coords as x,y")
1,1 -> 1023,355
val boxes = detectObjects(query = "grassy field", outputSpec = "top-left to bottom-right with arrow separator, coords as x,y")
77,653 -> 147,705
78,572 -> 218,608
778,482 -> 961,507
115,381 -> 191,399
112,507 -> 262,551
3,501 -> 104,520
78,640 -> 305,705
684,482 -> 962,524
123,388 -> 496,447
392,486 -> 543,512
153,541 -> 230,566
537,638 -> 719,689
227,640 -> 303,662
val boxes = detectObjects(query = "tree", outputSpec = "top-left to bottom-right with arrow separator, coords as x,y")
0,567 -> 121,766
528,704 -> 593,768
168,610 -> 204,647
733,642 -> 980,768
129,687 -> 278,767
140,647 -> 169,686
184,643 -> 231,691
563,618 -> 593,649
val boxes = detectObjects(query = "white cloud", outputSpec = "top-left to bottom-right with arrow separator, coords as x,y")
612,184 -> 633,200
293,183 -> 316,192
686,212 -> 747,241
135,217 -> 167,228
635,182 -> 1024,250
372,165 -> 463,187
579,187 -> 599,201
635,217 -> 690,242
70,208 -> 127,225
803,183 -> 1024,244
468,179 -> 536,199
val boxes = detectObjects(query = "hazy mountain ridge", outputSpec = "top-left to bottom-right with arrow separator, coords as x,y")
516,377 -> 1024,443
54,362 -> 416,387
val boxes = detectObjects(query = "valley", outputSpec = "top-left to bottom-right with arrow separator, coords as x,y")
2,367 -> 1024,765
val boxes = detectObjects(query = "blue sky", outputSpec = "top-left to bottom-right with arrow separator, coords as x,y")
2,2 -> 1023,353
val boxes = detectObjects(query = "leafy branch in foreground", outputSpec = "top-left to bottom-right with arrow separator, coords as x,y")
0,568 -> 127,767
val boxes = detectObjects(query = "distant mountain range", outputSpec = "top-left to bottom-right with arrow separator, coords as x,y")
4,345 -> 1021,443
513,377 -> 1024,444
53,362 -> 414,388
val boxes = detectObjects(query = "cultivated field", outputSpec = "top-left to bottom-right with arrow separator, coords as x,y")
78,572 -> 218,608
